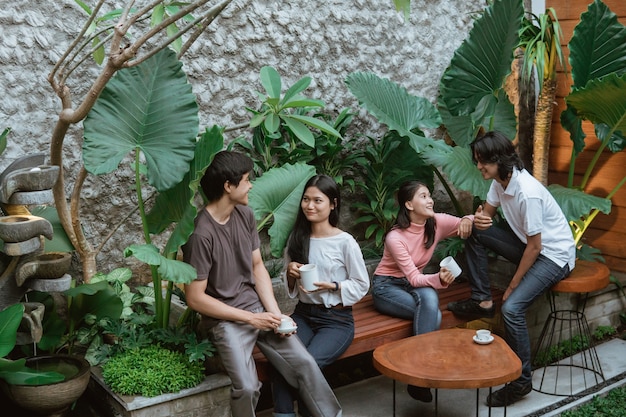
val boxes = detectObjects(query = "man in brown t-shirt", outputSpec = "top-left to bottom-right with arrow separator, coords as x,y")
183,151 -> 341,417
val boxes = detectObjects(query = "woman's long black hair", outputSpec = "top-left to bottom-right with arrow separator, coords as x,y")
393,180 -> 436,249
286,174 -> 341,264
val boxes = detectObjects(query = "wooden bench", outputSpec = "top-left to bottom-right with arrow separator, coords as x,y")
253,280 -> 504,381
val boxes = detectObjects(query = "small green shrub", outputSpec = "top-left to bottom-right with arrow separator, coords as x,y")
102,345 -> 204,397
561,385 -> 626,417
593,325 -> 617,341
533,334 -> 590,367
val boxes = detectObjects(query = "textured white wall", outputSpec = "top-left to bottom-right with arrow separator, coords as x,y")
0,0 -> 484,279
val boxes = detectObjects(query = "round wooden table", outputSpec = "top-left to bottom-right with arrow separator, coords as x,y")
373,328 -> 522,416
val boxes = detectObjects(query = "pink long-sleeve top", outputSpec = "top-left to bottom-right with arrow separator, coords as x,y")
374,213 -> 472,288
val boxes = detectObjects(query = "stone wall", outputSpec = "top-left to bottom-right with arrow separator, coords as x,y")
0,0 -> 484,279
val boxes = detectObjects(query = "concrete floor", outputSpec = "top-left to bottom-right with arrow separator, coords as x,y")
258,338 -> 626,417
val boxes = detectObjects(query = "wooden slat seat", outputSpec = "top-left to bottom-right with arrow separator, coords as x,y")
253,280 -> 504,381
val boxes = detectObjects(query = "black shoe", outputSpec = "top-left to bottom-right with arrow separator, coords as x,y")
486,383 -> 532,407
447,298 -> 495,319
407,385 -> 432,403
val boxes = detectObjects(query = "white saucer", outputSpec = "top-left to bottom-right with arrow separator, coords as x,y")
473,335 -> 494,345
277,326 -> 297,334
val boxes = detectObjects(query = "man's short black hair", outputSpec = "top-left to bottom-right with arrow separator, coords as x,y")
200,151 -> 253,202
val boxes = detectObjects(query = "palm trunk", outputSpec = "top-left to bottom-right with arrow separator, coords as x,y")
532,78 -> 557,185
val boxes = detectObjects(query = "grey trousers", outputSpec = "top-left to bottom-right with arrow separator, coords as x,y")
209,318 -> 342,417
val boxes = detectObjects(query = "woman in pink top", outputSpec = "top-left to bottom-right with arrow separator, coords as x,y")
372,180 -> 473,402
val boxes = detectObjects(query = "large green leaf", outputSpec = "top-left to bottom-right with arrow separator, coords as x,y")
0,357 -> 64,385
124,244 -> 197,284
428,146 -> 491,201
345,71 -> 445,154
260,66 -> 282,99
147,126 -> 224,255
0,304 -> 23,358
249,163 -> 316,257
65,281 -> 124,326
566,73 -> 626,135
438,89 -> 516,148
548,184 -> 612,222
569,0 -> 626,89
29,206 -> 75,253
83,48 -> 199,191
439,0 -> 523,116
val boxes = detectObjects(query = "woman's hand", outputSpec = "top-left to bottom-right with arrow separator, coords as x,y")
287,262 -> 304,279
439,268 -> 455,285
300,281 -> 338,293
458,217 -> 473,239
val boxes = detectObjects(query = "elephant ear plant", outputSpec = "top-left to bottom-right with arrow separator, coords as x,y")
548,0 -> 626,257
346,0 -> 524,215
83,47 -> 221,331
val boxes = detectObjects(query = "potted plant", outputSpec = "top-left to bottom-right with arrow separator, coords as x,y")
0,303 -> 91,417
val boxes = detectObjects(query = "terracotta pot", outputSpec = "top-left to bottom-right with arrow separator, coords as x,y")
0,355 -> 91,417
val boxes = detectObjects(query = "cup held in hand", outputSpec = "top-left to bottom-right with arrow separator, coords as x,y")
440,256 -> 462,279
299,264 -> 318,291
277,315 -> 297,333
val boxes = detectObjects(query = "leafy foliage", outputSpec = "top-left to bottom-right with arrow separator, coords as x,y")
102,345 -> 204,397
0,304 -> 64,385
249,66 -> 340,148
352,131 -> 433,253
533,334 -> 590,367
555,0 -> 626,249
249,163 -> 316,258
84,48 -> 223,329
561,385 -> 626,417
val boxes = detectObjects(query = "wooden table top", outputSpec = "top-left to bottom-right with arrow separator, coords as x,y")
373,328 -> 522,389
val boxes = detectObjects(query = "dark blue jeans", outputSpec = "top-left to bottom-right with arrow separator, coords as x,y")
465,224 -> 571,386
272,302 -> 354,416
371,275 -> 441,335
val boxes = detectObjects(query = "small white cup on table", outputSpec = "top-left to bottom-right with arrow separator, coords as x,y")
475,329 -> 491,342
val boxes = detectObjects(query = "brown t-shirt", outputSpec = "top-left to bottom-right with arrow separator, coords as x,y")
182,205 -> 263,312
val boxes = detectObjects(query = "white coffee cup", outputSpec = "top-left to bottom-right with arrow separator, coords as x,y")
279,316 -> 292,330
299,264 -> 319,291
476,329 -> 491,341
440,256 -> 462,279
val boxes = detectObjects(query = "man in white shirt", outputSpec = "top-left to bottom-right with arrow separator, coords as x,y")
448,131 -> 575,407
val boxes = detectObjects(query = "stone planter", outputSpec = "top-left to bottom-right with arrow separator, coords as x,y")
89,367 -> 232,417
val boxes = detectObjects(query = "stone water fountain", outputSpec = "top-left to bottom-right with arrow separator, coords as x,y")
0,153 -> 70,342
0,153 -> 90,417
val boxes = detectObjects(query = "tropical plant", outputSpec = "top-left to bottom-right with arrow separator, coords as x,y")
49,0 -> 237,281
306,108 -> 365,191
0,304 -> 64,385
27,268 -> 215,367
548,0 -> 626,252
229,66 -> 342,176
248,163 -> 316,259
82,47 -> 223,329
352,131 -> 433,253
250,66 -> 341,148
518,8 -> 567,185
